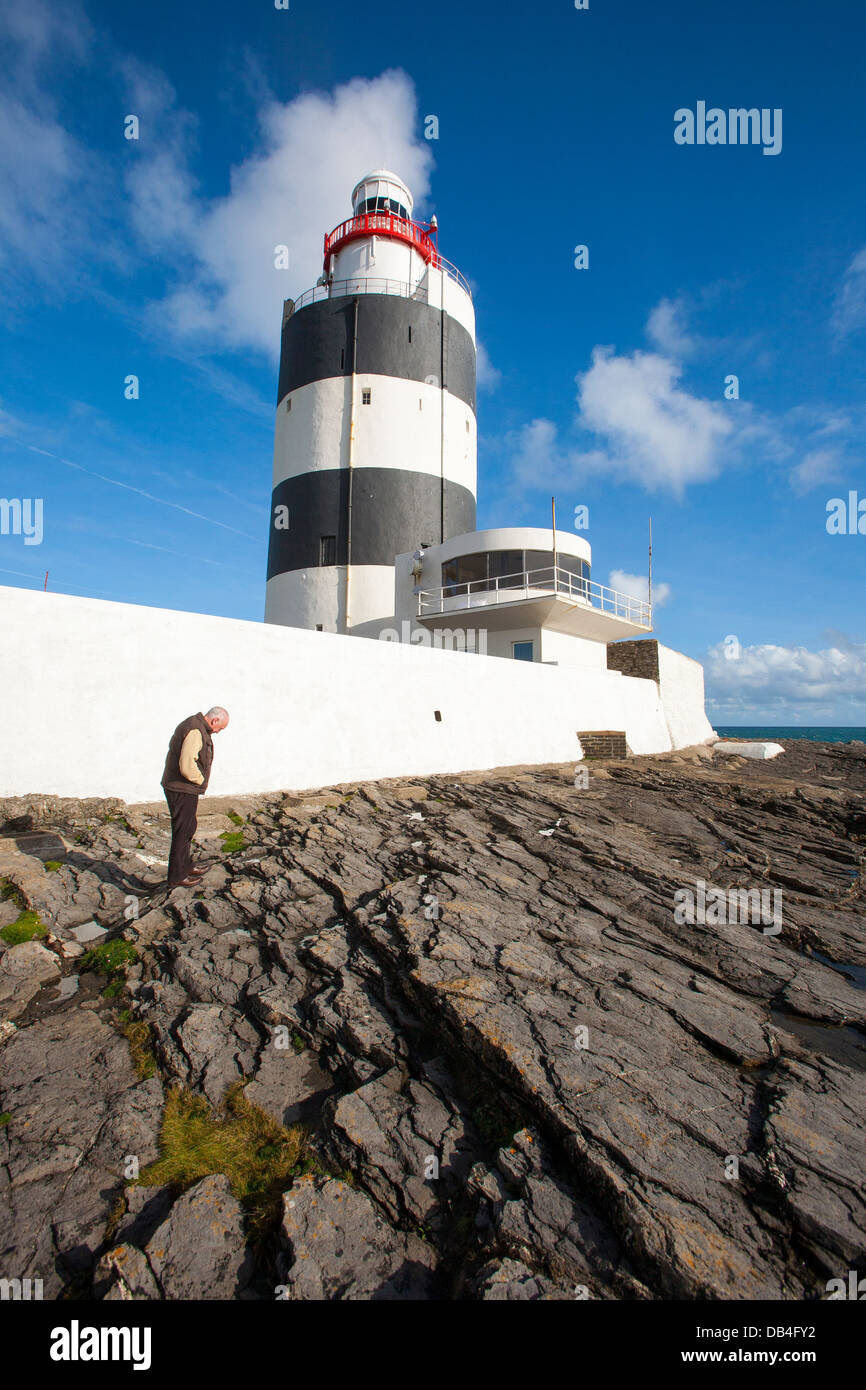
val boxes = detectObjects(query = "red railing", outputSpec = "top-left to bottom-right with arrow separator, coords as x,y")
324,212 -> 438,269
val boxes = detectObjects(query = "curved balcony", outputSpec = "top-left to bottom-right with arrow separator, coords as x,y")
416,564 -> 653,641
323,213 -> 472,297
286,276 -> 430,318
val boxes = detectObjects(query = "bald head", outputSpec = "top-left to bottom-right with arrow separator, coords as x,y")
204,706 -> 229,733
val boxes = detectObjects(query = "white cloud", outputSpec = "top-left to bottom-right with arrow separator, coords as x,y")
609,569 -> 671,608
0,2 -> 109,294
476,341 -> 500,391
789,447 -> 841,495
0,0 -> 92,76
705,637 -> 866,720
831,247 -> 866,341
132,70 -> 433,356
646,296 -> 698,358
575,347 -> 734,494
0,95 -> 89,269
499,317 -> 863,503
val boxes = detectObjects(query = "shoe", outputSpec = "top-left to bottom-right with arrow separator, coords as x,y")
187,866 -> 206,880
171,874 -> 202,888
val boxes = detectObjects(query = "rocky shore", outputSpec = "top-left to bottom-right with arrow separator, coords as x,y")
1,739 -> 864,1300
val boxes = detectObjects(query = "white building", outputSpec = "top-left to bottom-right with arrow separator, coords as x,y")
264,171 -> 662,674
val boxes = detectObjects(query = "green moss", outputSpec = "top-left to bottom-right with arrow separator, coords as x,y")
1,911 -> 47,945
219,830 -> 245,854
102,979 -> 125,1000
137,1084 -> 327,1243
226,811 -> 244,826
44,860 -> 62,873
79,938 -> 138,976
291,1031 -> 306,1054
0,1112 -> 11,1128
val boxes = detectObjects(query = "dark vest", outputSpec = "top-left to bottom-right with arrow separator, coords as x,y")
161,713 -> 214,796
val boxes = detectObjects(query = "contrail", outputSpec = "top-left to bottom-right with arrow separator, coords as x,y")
0,566 -> 40,580
20,442 -> 259,541
121,536 -> 259,577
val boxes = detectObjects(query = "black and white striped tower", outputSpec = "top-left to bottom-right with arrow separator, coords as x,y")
264,170 -> 477,633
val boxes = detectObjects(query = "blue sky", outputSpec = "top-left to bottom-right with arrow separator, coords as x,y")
1,0 -> 864,723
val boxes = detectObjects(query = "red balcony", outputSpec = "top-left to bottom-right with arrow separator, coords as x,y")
323,212 -> 438,270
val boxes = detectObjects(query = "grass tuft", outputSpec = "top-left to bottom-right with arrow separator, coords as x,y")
44,860 -> 62,872
80,939 -> 138,976
120,1019 -> 157,1079
0,1112 -> 11,1128
0,879 -> 25,909
138,1084 -> 329,1242
226,811 -> 244,826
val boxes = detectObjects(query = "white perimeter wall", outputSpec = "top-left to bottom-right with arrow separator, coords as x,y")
0,586 -> 709,803
657,644 -> 717,747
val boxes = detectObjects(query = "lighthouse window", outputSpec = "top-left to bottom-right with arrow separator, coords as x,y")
442,552 -> 485,595
441,549 -> 591,597
358,196 -> 408,219
362,388 -> 372,405
488,550 -> 524,589
319,535 -> 336,566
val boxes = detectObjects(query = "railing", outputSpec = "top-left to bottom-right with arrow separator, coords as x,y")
433,252 -> 472,298
322,212 -> 473,298
325,211 -> 437,265
288,277 -> 430,315
416,565 -> 652,627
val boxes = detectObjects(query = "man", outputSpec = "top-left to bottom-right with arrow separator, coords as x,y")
161,706 -> 230,889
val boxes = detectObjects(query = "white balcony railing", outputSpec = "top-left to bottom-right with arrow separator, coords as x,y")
288,277 -> 430,316
416,565 -> 652,628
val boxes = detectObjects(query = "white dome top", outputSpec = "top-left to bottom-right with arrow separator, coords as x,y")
351,171 -> 413,217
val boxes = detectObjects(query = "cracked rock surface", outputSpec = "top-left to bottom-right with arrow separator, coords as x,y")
0,739 -> 864,1299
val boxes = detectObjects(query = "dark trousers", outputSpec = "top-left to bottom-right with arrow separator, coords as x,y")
164,789 -> 199,886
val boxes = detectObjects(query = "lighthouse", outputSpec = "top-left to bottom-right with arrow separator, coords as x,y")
265,170 -> 477,634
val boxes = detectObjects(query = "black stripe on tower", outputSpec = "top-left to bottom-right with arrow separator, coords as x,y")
266,468 -> 477,579
277,294 -> 476,412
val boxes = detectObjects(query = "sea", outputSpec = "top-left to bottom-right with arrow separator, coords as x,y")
714,727 -> 866,743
